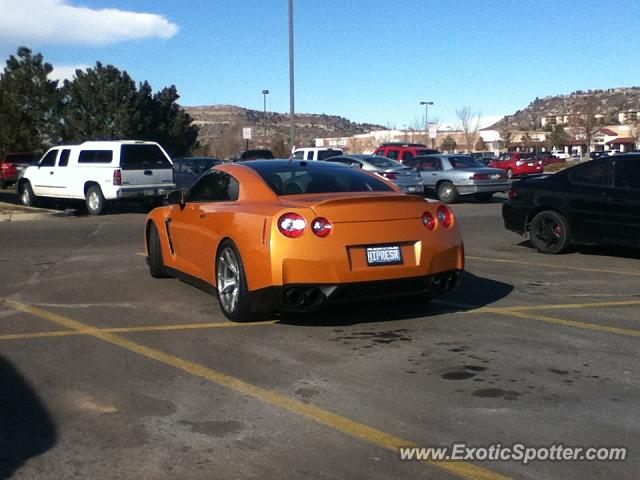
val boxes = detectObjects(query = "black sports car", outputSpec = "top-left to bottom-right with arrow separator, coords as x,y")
502,154 -> 640,254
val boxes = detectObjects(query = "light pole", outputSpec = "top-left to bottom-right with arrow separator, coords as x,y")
288,0 -> 295,150
420,101 -> 433,145
262,89 -> 269,148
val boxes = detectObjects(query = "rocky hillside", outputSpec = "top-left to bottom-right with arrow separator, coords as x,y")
489,87 -> 640,130
184,105 -> 384,157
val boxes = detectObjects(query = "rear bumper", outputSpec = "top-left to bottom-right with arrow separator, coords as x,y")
248,269 -> 462,313
397,183 -> 424,193
116,186 -> 174,199
502,200 -> 529,235
455,183 -> 510,195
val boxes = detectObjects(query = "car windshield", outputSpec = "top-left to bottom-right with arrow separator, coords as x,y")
248,162 -> 394,195
317,150 -> 342,160
448,156 -> 484,169
367,157 -> 401,169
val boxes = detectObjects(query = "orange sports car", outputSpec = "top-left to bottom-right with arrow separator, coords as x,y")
145,160 -> 464,321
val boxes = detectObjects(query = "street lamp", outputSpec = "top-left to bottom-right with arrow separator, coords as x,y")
262,89 -> 269,148
420,101 -> 433,145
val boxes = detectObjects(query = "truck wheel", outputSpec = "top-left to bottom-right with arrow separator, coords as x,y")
86,185 -> 106,215
20,181 -> 38,207
437,181 -> 460,204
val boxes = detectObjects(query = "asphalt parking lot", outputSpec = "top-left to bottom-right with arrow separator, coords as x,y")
1,194 -> 639,479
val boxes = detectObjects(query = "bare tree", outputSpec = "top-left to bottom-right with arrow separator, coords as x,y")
576,97 -> 600,153
499,127 -> 512,152
456,106 -> 480,152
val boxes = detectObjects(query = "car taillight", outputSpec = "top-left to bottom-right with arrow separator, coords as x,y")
311,217 -> 333,237
278,213 -> 306,238
380,172 -> 397,180
437,205 -> 454,228
471,173 -> 490,180
508,190 -> 518,199
422,211 -> 436,230
113,168 -> 122,185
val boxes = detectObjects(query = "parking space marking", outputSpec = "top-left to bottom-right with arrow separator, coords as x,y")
466,255 -> 640,277
492,310 -> 640,338
0,319 -> 276,342
1,297 -> 509,480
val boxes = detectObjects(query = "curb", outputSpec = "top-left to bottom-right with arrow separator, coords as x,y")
0,201 -> 60,222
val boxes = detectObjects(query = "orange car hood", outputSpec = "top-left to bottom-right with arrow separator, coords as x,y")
278,191 -> 428,223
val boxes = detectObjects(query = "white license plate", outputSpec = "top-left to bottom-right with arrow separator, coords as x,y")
527,162 -> 534,166
491,174 -> 500,179
366,245 -> 403,266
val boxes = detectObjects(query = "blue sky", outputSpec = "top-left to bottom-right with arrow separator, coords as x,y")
1,0 -> 639,129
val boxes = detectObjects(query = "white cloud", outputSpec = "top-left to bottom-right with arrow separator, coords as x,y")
0,0 -> 178,45
49,64 -> 89,82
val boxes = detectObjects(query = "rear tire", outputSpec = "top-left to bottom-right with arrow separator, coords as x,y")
86,185 -> 106,215
529,210 -> 571,254
437,181 -> 460,204
148,223 -> 170,278
216,240 -> 262,322
19,181 -> 38,207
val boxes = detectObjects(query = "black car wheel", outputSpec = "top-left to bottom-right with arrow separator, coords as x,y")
529,210 -> 571,254
147,223 -> 170,278
19,180 -> 38,207
437,181 -> 460,204
216,240 -> 264,322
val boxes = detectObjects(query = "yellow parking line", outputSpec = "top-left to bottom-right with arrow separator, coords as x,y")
466,255 -> 640,277
0,297 -> 508,480
479,299 -> 640,313
0,320 -> 276,341
493,310 -> 640,338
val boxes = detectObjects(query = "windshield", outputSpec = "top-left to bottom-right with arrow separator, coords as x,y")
448,156 -> 485,169
317,150 -> 342,160
248,162 -> 394,195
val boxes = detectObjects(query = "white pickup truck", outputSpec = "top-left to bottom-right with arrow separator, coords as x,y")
18,140 -> 175,214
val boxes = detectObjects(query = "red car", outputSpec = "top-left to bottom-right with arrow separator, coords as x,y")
489,152 -> 543,178
0,152 -> 36,188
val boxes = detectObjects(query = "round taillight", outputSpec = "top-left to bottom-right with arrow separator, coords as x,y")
421,211 -> 436,230
278,213 -> 306,238
437,205 -> 453,228
311,217 -> 333,237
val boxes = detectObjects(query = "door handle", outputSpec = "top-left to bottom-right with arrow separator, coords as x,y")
144,170 -> 152,175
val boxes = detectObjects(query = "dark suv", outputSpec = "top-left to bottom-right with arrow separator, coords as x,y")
373,143 -> 438,163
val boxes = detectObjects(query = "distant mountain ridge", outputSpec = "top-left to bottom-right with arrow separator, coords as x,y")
489,87 -> 640,130
184,105 -> 384,155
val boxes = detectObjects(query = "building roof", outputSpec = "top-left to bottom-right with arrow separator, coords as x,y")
607,137 -> 635,145
598,128 -> 618,136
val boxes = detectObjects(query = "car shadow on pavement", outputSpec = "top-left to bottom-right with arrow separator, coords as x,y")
278,271 -> 513,327
0,355 -> 57,478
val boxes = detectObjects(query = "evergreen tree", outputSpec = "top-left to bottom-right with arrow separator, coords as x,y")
0,47 -> 60,153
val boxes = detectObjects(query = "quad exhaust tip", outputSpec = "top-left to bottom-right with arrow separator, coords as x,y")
284,287 -> 325,309
432,272 -> 459,294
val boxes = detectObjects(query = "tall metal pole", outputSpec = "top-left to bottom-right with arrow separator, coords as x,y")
420,101 -> 433,144
262,89 -> 269,148
288,0 -> 295,150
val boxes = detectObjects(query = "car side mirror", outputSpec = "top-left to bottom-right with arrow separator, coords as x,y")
167,190 -> 185,208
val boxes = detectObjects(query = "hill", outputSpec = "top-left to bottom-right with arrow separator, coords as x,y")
489,87 -> 640,130
184,105 -> 384,157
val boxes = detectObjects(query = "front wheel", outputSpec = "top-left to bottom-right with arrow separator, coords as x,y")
216,240 -> 259,322
529,210 -> 571,254
437,181 -> 460,204
86,185 -> 106,215
19,181 -> 38,207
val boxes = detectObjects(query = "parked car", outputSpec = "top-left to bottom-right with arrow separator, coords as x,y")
470,152 -> 495,166
404,154 -> 509,203
172,156 -> 223,192
0,152 -> 36,188
18,140 -> 175,214
502,154 -> 640,254
489,152 -> 544,178
373,143 -> 439,163
533,152 -> 565,166
292,147 -> 343,161
145,160 -> 463,321
324,154 -> 423,194
233,149 -> 274,161
589,151 -> 608,160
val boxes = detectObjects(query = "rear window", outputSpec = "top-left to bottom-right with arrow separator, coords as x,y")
4,153 -> 35,164
248,162 -> 394,195
121,144 -> 172,170
78,150 -> 113,164
368,157 -> 398,169
448,156 -> 484,169
317,150 -> 342,160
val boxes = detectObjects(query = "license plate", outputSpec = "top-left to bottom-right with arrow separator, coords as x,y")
366,245 -> 403,266
527,162 -> 534,166
491,174 -> 500,179
144,189 -> 154,196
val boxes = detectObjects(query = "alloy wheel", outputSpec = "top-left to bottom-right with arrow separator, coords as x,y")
217,247 -> 240,313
